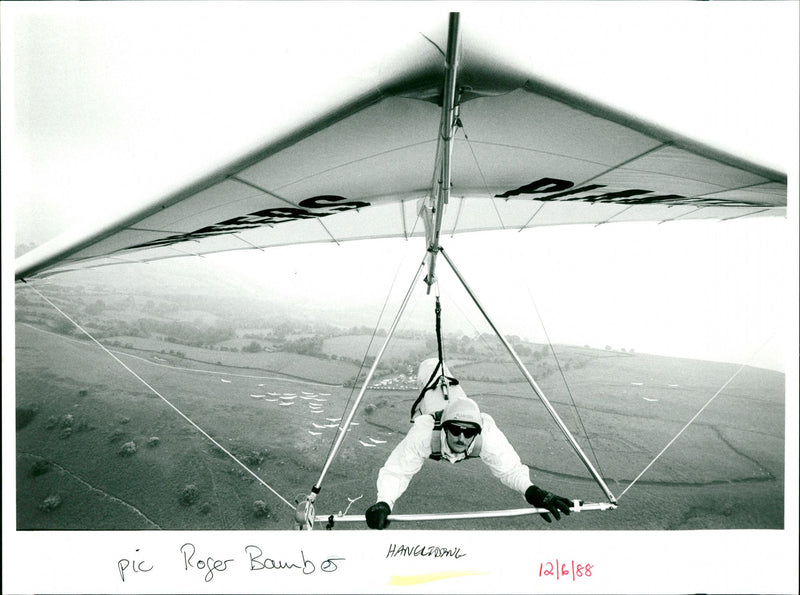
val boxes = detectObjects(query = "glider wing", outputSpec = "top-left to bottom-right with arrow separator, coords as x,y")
15,27 -> 786,281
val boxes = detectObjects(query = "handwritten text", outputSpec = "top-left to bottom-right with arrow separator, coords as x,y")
117,549 -> 153,582
539,559 -> 593,581
180,543 -> 234,583
246,545 -> 344,575
386,544 -> 466,559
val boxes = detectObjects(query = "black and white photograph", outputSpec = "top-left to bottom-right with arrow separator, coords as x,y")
3,2 -> 797,593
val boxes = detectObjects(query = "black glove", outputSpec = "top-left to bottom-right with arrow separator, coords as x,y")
525,485 -> 572,523
365,501 -> 391,529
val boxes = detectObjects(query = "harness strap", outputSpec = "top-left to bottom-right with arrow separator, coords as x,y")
434,296 -> 445,381
410,296 -> 456,421
410,371 -> 460,421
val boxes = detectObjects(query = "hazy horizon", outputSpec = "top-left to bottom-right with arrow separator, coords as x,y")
16,219 -> 788,374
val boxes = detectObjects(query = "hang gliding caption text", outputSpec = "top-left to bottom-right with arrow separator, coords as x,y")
115,541 -> 596,585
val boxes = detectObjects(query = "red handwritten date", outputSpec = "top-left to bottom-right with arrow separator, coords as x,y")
539,559 -> 593,581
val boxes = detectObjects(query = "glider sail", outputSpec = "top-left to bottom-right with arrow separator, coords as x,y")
15,14 -> 786,281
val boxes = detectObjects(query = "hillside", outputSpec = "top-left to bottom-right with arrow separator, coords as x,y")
15,314 -> 784,531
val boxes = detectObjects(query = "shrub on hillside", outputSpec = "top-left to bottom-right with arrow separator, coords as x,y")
209,445 -> 227,458
180,484 -> 199,506
108,428 -> 126,443
30,460 -> 50,477
364,404 -> 376,415
60,414 -> 74,428
199,502 -> 212,515
253,500 -> 271,518
44,416 -> 59,430
243,451 -> 264,466
16,406 -> 39,430
59,427 -> 73,440
119,441 -> 137,456
76,419 -> 93,432
147,437 -> 160,448
39,493 -> 63,512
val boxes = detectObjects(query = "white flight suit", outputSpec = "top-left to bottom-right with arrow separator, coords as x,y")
376,412 -> 533,510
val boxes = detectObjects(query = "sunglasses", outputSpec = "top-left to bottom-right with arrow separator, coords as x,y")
445,424 -> 479,439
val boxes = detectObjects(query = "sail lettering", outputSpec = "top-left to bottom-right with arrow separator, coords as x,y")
125,194 -> 372,250
495,177 -> 574,198
299,195 -> 369,211
495,176 -> 709,205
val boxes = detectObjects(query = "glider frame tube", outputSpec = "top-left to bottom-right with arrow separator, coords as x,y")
426,12 -> 461,292
311,256 -> 428,493
439,247 -> 618,505
316,501 -> 617,524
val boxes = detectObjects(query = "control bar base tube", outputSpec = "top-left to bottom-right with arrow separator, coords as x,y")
316,501 -> 617,523
439,247 -> 617,505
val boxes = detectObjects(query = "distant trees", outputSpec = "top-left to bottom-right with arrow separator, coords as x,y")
162,321 -> 235,347
15,242 -> 37,257
241,341 -> 263,353
53,318 -> 76,336
280,336 -> 323,356
84,299 -> 106,315
343,375 -> 361,388
512,342 -> 532,356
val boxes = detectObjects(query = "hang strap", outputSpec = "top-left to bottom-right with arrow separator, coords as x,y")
410,296 -> 457,421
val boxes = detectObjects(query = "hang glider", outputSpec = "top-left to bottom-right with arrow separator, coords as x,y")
13,11 -> 788,532
14,13 -> 786,282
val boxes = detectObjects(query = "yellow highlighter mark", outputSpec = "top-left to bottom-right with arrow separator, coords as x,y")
389,570 -> 489,586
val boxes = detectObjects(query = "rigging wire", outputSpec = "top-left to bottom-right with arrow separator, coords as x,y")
523,284 -> 607,480
434,280 -> 500,360
437,247 -> 609,485
22,282 -> 296,511
617,336 -> 774,500
459,120 -> 506,230
317,233 -> 421,470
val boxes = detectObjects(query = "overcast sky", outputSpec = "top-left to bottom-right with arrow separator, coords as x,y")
4,2 -> 798,371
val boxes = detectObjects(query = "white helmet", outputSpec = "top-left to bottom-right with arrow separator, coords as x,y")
441,397 -> 482,432
416,358 -> 452,390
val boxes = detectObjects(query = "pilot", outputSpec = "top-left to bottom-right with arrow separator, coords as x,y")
365,361 -> 573,529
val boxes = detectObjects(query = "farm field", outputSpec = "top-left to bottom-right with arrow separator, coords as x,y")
322,334 -> 427,364
15,319 -> 784,531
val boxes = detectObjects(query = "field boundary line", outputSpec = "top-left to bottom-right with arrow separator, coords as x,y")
18,451 -> 163,529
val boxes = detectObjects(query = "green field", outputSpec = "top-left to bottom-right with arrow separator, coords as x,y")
322,335 -> 428,364
15,319 -> 784,531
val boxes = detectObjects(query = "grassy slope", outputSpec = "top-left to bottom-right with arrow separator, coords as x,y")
321,335 -> 427,363
96,334 -> 358,384
15,323 -> 784,531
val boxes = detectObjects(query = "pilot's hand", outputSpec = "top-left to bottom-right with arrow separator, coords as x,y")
365,501 -> 391,529
525,485 -> 572,523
